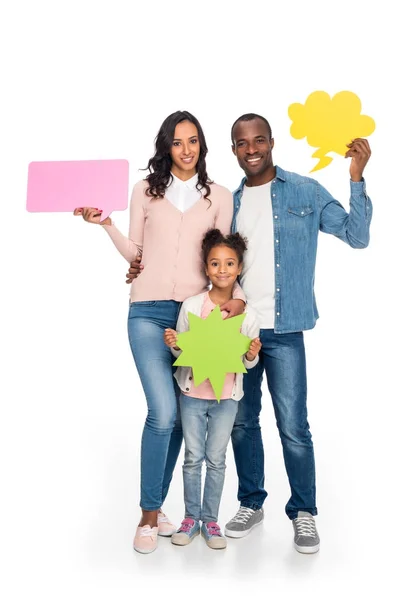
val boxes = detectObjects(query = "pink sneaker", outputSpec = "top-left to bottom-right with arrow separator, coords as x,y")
157,511 -> 177,537
133,525 -> 158,554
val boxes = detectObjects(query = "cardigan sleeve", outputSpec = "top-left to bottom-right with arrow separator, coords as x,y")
101,180 -> 146,262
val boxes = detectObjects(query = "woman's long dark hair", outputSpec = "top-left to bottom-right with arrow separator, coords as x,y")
144,111 -> 213,202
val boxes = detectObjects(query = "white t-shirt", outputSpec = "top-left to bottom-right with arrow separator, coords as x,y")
236,182 -> 275,328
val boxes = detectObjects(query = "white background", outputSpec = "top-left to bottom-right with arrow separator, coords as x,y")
1,1 -> 399,598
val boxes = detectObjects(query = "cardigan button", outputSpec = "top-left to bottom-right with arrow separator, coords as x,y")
185,388 -> 189,391
189,376 -> 192,380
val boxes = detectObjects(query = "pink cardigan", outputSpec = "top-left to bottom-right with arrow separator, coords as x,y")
103,179 -> 244,303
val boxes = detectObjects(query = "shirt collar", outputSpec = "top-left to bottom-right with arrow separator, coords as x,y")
170,172 -> 199,190
233,165 -> 286,197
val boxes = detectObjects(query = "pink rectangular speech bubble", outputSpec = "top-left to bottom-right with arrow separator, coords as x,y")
27,159 -> 129,221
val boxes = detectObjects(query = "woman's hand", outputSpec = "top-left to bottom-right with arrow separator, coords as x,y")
164,328 -> 180,350
246,337 -> 261,361
73,207 -> 111,226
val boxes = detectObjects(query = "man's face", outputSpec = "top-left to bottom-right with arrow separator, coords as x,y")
232,118 -> 274,178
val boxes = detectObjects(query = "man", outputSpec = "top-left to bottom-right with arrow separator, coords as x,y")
223,114 -> 371,554
126,114 -> 372,554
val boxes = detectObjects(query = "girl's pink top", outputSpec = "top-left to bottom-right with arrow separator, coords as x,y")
183,293 -> 236,400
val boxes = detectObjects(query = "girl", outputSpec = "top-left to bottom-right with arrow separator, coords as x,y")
73,112 -> 245,554
164,229 -> 261,550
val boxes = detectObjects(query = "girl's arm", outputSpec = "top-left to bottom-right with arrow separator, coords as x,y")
169,302 -> 190,358
101,180 -> 146,262
242,308 -> 261,369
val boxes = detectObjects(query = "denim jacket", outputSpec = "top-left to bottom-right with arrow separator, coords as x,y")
231,166 -> 373,334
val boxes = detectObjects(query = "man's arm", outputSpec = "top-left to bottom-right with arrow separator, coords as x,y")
319,138 -> 372,248
221,281 -> 246,317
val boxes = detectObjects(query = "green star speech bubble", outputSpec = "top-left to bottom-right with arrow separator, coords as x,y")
173,306 -> 252,401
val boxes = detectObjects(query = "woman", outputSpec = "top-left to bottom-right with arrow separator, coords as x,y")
74,111 -> 245,554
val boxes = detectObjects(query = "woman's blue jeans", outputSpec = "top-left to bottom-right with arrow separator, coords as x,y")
127,300 -> 183,511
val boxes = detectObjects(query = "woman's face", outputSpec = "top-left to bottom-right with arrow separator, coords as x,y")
170,120 -> 200,179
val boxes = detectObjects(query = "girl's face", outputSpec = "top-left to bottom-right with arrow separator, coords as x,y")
205,245 -> 242,291
170,120 -> 200,179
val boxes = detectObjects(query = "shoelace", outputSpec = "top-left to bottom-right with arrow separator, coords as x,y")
294,516 -> 317,537
158,512 -> 171,524
231,507 -> 255,524
206,522 -> 222,536
140,526 -> 156,538
179,519 -> 194,533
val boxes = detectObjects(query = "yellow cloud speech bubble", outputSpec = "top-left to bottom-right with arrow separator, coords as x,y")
288,91 -> 375,172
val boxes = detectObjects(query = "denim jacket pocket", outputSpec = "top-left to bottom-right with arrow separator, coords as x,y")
288,206 -> 314,217
287,206 -> 314,240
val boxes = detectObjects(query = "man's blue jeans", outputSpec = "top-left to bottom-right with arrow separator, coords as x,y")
231,329 -> 317,520
127,300 -> 183,511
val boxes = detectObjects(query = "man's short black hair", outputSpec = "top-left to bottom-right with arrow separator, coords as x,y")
231,113 -> 273,143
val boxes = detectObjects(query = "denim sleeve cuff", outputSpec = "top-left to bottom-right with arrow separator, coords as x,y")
350,178 -> 367,196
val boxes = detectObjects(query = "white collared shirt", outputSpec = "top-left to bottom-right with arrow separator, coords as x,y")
165,173 -> 203,212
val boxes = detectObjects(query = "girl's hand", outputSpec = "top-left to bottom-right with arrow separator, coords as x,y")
246,337 -> 261,361
164,328 -> 180,350
73,207 -> 111,226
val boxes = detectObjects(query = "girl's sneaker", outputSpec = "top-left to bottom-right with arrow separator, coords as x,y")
133,525 -> 158,554
157,510 -> 177,537
201,522 -> 227,549
171,518 -> 200,546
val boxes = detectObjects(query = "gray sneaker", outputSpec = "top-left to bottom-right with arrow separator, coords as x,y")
292,511 -> 320,554
224,506 -> 264,538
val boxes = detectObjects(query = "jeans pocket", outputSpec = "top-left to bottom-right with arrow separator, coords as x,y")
128,300 -> 158,319
130,300 -> 157,306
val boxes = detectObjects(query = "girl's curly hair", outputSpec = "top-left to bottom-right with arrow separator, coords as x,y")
201,229 -> 248,265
